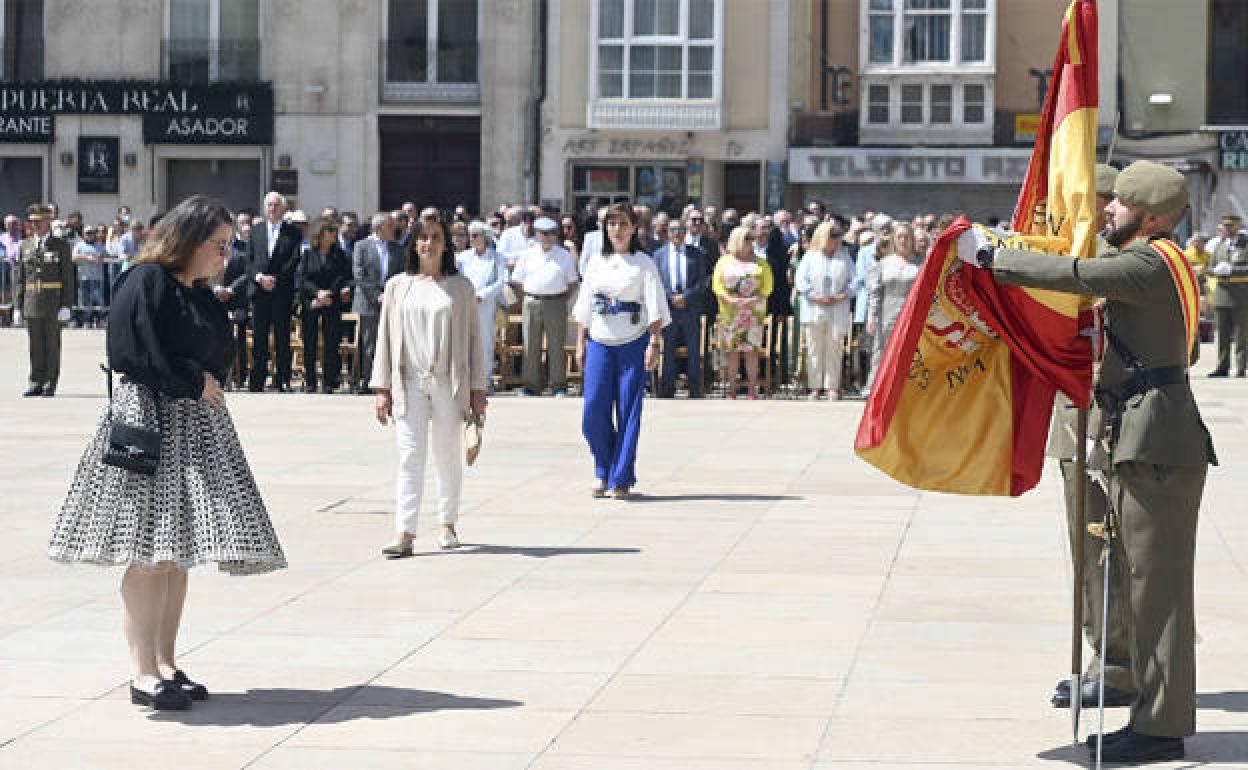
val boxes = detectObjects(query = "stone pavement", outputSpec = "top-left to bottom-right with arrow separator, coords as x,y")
1,328 -> 1246,770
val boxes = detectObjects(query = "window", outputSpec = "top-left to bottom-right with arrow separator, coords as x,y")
569,163 -> 687,217
1209,0 -> 1248,125
166,0 -> 259,82
865,0 -> 992,68
594,0 -> 719,101
867,83 -> 890,124
1,0 -> 44,81
931,83 -> 952,123
963,82 -> 985,123
385,0 -> 479,89
901,83 -> 923,123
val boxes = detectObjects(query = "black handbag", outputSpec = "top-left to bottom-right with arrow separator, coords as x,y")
100,368 -> 162,476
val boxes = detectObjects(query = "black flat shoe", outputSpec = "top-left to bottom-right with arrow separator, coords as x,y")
172,669 -> 209,701
22,385 -> 43,397
130,680 -> 191,710
1092,728 -> 1183,764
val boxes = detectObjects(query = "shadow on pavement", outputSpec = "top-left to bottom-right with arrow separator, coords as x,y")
626,494 -> 803,503
1197,691 -> 1248,712
149,685 -> 522,726
431,544 -> 642,558
1036,727 -> 1248,766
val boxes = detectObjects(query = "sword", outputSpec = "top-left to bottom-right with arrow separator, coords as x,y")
1088,463 -> 1114,770
1068,407 -> 1090,746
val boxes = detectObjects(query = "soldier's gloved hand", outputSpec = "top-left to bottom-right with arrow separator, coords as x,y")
1212,261 -> 1233,277
955,227 -> 992,266
57,307 -> 71,322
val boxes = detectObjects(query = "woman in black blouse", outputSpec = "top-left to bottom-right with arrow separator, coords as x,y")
298,217 -> 352,392
49,196 -> 287,711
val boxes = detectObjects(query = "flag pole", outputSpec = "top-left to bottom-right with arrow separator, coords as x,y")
1071,404 -> 1088,745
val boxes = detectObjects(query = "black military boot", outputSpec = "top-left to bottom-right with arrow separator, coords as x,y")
23,384 -> 44,397
1092,729 -> 1183,763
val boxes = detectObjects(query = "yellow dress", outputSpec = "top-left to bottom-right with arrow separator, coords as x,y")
713,256 -> 774,352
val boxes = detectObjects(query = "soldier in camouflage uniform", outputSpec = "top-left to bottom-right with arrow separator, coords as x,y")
14,204 -> 76,397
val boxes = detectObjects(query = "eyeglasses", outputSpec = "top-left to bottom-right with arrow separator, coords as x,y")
209,239 -> 230,253
689,217 -> 704,223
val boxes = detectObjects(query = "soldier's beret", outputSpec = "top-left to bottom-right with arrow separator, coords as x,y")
1095,164 -> 1118,198
26,204 -> 53,221
1113,160 -> 1188,215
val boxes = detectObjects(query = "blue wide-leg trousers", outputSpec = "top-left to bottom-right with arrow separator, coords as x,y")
582,334 -> 649,489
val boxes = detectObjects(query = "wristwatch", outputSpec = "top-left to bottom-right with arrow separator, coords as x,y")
976,242 -> 996,269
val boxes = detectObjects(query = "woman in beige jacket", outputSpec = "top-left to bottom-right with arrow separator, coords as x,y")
372,219 -> 488,557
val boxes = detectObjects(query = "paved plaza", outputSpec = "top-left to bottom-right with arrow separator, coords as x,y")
0,328 -> 1246,769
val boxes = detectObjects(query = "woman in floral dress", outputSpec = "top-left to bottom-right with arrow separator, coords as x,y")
713,225 -> 774,399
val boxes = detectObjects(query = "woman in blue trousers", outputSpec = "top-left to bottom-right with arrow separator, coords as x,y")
573,203 -> 671,499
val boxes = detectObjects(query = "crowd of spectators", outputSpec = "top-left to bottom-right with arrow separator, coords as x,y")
2,194 -> 973,399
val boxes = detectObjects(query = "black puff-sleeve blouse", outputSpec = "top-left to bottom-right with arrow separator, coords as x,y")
107,263 -> 234,400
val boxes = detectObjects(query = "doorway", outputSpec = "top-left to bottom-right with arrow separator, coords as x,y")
0,156 -> 43,217
379,115 -> 480,213
165,158 -> 262,214
724,162 -> 761,214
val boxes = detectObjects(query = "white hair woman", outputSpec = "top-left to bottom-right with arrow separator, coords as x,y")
455,220 -> 509,388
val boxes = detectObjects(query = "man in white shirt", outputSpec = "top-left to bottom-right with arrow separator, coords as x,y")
579,205 -> 609,276
510,217 -> 579,396
496,207 -> 533,268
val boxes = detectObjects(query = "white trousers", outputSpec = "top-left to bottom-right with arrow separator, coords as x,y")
476,302 -> 497,379
803,320 -> 845,393
395,379 -> 464,535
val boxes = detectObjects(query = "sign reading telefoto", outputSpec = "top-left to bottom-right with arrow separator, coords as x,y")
788,147 -> 1034,185
0,80 -> 274,145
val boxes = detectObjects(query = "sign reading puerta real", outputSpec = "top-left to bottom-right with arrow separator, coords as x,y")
0,80 -> 274,145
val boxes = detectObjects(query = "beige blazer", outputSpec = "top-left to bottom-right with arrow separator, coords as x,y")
370,272 -> 487,420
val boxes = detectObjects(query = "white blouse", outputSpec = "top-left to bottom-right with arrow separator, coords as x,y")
572,251 -> 672,346
400,278 -> 453,391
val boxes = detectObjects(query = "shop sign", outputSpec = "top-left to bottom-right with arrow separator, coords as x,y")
0,113 -> 53,142
1014,114 -> 1041,143
686,158 -> 703,201
788,147 -> 1033,185
77,136 -> 119,194
1218,131 -> 1248,170
271,169 -> 298,197
0,80 -> 273,145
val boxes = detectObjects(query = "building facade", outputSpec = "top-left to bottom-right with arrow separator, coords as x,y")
0,0 -> 534,222
787,0 -> 1117,221
539,0 -> 791,219
1114,0 -> 1248,235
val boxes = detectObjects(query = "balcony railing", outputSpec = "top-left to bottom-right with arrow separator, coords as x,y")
162,38 -> 261,83
0,39 -> 45,81
587,99 -> 722,131
379,39 -> 479,104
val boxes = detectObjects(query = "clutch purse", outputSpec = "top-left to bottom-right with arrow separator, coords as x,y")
101,378 -> 162,476
464,413 -> 485,466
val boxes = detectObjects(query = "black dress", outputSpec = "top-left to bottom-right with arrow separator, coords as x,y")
49,264 -> 286,575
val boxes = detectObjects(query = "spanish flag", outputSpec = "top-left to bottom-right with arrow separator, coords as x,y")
855,0 -> 1098,496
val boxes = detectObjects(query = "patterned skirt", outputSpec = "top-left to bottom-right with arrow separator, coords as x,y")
48,381 -> 287,575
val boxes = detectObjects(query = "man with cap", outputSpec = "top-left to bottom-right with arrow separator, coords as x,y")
14,204 -> 76,397
1048,163 -> 1137,712
509,216 -> 579,396
959,160 -> 1217,763
1206,213 -> 1248,377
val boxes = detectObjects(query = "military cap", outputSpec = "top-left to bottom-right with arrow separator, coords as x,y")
1095,164 -> 1118,198
1113,160 -> 1188,215
1220,214 -> 1243,226
26,203 -> 53,221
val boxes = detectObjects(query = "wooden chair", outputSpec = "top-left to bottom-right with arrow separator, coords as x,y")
339,312 -> 361,387
496,313 -> 525,390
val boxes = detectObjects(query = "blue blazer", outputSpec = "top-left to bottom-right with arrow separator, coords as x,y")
653,242 -> 708,315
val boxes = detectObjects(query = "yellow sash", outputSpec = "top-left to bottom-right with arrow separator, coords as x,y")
1150,239 -> 1200,356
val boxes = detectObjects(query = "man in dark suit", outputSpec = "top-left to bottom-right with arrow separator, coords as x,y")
654,221 -> 709,398
351,212 -> 403,394
247,191 -> 303,392
684,208 -> 721,382
217,230 -> 253,389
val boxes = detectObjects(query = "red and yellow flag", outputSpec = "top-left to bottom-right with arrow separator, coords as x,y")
855,0 -> 1098,496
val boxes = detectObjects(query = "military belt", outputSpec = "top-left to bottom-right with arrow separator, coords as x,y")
1094,365 -> 1187,413
25,281 -> 63,290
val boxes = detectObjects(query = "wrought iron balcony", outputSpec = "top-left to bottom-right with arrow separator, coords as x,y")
379,39 -> 479,104
161,38 -> 261,83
